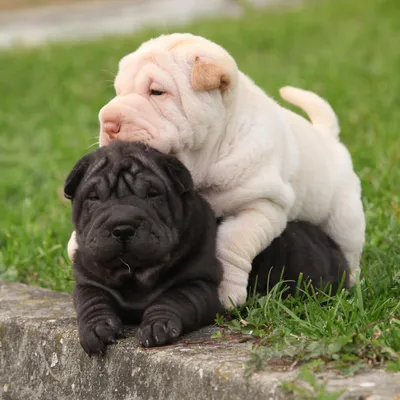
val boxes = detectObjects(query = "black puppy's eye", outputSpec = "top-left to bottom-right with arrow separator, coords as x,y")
147,187 -> 159,197
87,192 -> 99,201
150,89 -> 165,96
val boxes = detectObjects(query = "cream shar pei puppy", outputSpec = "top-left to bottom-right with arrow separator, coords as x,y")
68,33 -> 365,308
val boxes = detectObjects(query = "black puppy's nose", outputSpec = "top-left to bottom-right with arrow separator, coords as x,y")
112,225 -> 135,242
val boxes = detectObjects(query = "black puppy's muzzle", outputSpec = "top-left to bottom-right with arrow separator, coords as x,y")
83,203 -> 175,262
107,211 -> 150,244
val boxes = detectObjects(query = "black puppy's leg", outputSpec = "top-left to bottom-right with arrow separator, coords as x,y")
138,280 -> 223,347
74,284 -> 124,356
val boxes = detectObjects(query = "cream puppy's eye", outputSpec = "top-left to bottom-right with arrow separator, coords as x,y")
150,89 -> 165,96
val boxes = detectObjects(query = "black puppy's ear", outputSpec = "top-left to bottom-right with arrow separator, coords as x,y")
64,153 -> 93,200
165,157 -> 193,195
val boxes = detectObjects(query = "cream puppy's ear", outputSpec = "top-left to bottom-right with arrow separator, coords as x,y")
191,55 -> 236,92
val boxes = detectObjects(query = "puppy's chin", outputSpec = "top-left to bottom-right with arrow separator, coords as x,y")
89,251 -> 171,289
125,135 -> 173,155
100,129 -> 174,154
113,251 -> 171,271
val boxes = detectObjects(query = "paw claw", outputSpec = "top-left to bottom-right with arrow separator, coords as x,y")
79,315 -> 124,356
138,317 -> 182,348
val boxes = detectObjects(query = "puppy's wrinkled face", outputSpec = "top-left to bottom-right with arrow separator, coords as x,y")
98,33 -> 238,155
65,142 -> 193,281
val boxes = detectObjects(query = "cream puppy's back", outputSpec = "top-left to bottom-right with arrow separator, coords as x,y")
279,88 -> 360,225
202,75 -> 337,224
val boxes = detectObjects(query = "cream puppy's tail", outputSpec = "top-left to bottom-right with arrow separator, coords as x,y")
280,86 -> 340,138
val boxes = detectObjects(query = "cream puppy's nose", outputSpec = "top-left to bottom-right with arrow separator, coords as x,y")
103,121 -> 120,138
99,99 -> 126,143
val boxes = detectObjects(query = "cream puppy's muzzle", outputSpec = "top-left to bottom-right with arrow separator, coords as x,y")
99,93 -> 178,153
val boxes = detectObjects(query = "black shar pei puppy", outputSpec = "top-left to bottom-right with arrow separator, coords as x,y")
64,141 -> 349,355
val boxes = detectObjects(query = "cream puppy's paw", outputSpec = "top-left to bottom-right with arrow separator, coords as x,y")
67,230 -> 78,262
218,280 -> 248,309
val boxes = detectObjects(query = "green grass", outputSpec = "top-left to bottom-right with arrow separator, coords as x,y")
1,0 -> 399,377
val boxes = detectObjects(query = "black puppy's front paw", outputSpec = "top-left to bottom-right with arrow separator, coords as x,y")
138,317 -> 182,347
79,315 -> 124,356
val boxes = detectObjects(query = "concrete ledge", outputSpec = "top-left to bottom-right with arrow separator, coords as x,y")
1,281 -> 399,400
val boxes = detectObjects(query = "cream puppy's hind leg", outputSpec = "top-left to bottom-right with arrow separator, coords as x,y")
67,230 -> 78,262
322,177 -> 365,285
217,200 -> 288,308
280,86 -> 365,285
